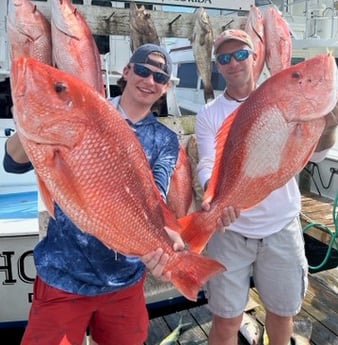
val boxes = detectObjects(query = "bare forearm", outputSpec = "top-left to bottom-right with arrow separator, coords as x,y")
6,133 -> 30,163
315,108 -> 338,152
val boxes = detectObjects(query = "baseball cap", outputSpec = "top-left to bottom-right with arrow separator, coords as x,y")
213,29 -> 254,55
129,44 -> 172,75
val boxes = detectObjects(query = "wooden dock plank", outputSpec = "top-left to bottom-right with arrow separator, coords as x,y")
301,192 -> 335,227
301,192 -> 336,246
164,310 -> 209,344
189,305 -> 212,335
145,317 -> 171,345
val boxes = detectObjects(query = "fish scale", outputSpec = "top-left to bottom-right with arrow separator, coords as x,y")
10,56 -> 225,302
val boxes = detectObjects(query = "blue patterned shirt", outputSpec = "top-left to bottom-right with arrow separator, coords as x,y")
3,102 -> 179,295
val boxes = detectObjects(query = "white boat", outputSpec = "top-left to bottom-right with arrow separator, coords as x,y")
0,120 -> 39,328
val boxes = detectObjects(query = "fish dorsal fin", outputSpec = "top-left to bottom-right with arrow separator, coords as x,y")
204,109 -> 238,203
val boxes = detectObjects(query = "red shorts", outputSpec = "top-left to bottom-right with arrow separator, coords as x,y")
21,275 -> 148,345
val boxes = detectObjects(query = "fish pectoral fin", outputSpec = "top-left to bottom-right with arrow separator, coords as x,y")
178,210 -> 213,254
38,151 -> 85,217
37,176 -> 55,218
161,198 -> 183,231
199,34 -> 206,46
52,153 -> 87,206
205,109 -> 238,201
42,122 -> 85,150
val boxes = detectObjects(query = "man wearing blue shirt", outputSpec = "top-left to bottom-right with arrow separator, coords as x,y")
4,44 -> 182,345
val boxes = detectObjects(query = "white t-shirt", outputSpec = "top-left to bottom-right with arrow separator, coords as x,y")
196,93 -> 326,239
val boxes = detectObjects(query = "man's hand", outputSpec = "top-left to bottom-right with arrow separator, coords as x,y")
202,201 -> 240,231
140,227 -> 185,282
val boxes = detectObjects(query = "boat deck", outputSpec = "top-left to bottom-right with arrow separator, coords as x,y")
144,192 -> 338,345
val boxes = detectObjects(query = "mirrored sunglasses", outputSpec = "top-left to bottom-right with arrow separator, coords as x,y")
216,49 -> 253,65
133,63 -> 170,85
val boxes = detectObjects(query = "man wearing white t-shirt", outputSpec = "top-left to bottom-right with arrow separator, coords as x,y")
196,29 -> 338,345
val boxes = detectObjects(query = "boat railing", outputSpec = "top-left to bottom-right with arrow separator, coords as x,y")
281,0 -> 338,41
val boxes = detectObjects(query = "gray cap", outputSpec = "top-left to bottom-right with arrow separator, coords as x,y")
129,44 -> 172,75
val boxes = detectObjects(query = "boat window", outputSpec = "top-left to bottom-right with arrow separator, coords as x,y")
94,35 -> 110,54
177,63 -> 198,88
211,62 -> 226,91
124,2 -> 153,10
0,78 -> 12,119
91,0 -> 113,6
177,62 -> 226,91
255,0 -> 274,6
291,57 -> 305,65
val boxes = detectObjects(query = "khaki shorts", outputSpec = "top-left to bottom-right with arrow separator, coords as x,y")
205,217 -> 308,318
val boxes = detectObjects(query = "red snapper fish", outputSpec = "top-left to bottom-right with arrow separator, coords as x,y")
10,57 -> 225,302
264,7 -> 292,75
167,145 -> 193,218
7,0 -> 52,64
245,5 -> 265,83
179,54 -> 337,253
50,0 -> 105,95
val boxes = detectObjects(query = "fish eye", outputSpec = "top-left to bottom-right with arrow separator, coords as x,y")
291,71 -> 302,80
55,82 -> 67,93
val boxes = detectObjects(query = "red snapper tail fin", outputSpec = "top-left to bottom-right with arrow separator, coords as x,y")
170,251 -> 225,301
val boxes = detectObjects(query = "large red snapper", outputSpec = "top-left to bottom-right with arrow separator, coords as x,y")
167,145 -> 193,218
264,7 -> 292,76
245,5 -> 265,83
10,57 -> 225,301
7,0 -> 52,64
50,0 -> 105,95
179,54 -> 337,253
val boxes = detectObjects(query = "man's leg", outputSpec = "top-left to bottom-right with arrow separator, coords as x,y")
208,314 -> 243,345
265,311 -> 293,345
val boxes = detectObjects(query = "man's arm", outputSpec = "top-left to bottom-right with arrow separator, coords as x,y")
315,104 -> 338,152
3,133 -> 33,173
6,133 -> 30,163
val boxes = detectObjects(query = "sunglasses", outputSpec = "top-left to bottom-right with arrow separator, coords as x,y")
216,49 -> 253,65
133,63 -> 170,85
